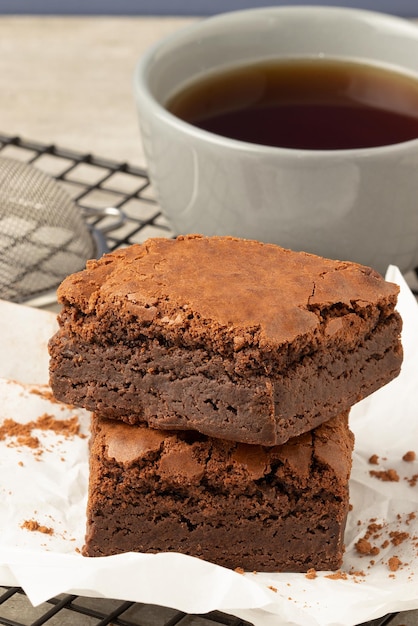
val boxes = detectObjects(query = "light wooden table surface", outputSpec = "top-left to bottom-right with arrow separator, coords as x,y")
0,15 -> 196,167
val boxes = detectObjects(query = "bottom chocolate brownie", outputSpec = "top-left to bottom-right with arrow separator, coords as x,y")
82,412 -> 354,572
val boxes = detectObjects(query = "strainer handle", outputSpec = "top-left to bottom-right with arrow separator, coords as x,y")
81,206 -> 126,233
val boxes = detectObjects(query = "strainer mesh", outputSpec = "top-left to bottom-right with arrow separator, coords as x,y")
0,156 -> 96,302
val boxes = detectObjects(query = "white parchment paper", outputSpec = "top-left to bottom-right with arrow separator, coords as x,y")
0,266 -> 417,626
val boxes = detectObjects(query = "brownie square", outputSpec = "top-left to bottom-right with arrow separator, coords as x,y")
82,410 -> 354,572
49,235 -> 402,445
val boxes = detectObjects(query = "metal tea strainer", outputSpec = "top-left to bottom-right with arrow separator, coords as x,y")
0,156 -> 124,305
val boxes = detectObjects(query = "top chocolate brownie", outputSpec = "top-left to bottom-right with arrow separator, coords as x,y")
49,235 -> 402,445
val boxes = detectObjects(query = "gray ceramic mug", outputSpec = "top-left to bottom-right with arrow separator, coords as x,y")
134,6 -> 418,275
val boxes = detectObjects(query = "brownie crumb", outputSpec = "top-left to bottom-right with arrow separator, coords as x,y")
402,451 -> 416,462
354,511 -> 417,574
365,522 -> 383,539
389,531 -> 409,546
388,556 -> 402,572
368,454 -> 379,465
406,512 -> 416,525
355,538 -> 373,555
407,474 -> 418,487
21,519 -> 54,535
305,568 -> 317,579
369,468 -> 400,482
234,567 -> 245,575
268,585 -> 278,593
355,538 -> 380,556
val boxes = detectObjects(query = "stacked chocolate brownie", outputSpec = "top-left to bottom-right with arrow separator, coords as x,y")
49,235 -> 403,572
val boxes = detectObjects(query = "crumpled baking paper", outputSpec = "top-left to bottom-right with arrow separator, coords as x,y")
0,265 -> 417,626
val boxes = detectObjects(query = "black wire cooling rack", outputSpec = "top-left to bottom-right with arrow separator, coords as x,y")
0,133 -> 409,626
0,132 -> 174,255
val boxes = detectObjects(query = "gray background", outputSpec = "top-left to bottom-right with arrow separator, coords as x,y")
0,0 -> 416,16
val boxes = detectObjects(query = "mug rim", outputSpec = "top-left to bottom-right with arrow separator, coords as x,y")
134,5 -> 418,157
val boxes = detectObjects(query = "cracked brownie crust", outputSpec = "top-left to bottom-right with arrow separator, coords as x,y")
82,411 -> 354,571
49,235 -> 402,445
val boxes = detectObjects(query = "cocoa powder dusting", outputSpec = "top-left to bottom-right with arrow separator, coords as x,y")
36,413 -> 84,437
29,386 -> 70,406
0,413 -> 85,452
0,419 -> 40,448
325,571 -> 348,580
21,519 -> 54,535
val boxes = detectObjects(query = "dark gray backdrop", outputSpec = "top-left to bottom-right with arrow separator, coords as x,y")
0,0 -> 415,16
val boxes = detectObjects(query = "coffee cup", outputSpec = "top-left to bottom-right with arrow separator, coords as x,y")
134,6 -> 418,275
